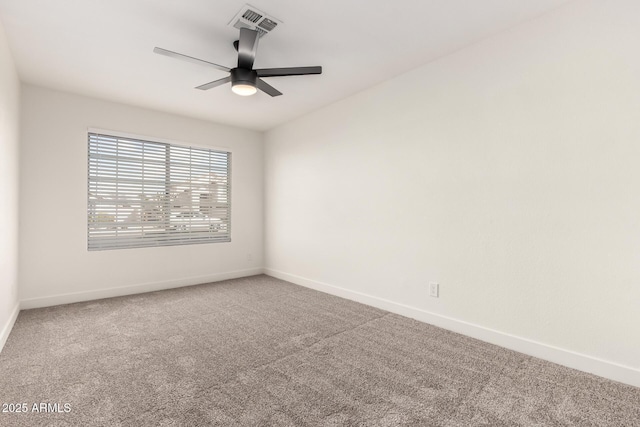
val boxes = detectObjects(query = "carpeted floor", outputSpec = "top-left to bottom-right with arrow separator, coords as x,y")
0,275 -> 638,426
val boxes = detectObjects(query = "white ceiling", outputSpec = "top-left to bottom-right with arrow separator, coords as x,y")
0,0 -> 571,131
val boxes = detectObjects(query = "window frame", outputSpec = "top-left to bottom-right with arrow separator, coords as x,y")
87,128 -> 232,251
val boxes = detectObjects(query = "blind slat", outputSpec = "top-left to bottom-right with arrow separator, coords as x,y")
88,132 -> 231,251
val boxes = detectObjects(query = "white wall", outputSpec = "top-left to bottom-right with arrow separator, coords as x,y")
19,85 -> 263,306
0,18 -> 20,349
265,0 -> 640,384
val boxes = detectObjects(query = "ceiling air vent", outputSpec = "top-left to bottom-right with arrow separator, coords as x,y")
258,18 -> 278,32
242,9 -> 262,23
229,4 -> 282,38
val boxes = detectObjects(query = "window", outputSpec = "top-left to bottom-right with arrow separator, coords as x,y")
88,132 -> 231,250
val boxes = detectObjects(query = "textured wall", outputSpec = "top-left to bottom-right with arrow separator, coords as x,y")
19,85 -> 263,304
265,0 -> 640,371
0,17 -> 20,348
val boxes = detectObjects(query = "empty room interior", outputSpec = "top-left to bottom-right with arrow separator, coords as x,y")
1,0 -> 639,425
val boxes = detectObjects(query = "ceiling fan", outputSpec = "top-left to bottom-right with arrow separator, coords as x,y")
154,28 -> 322,97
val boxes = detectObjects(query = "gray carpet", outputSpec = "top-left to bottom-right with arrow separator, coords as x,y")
0,275 -> 638,426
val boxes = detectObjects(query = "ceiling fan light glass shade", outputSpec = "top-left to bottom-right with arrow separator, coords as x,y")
231,83 -> 257,96
230,68 -> 258,96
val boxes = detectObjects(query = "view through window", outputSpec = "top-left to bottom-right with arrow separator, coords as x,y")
88,132 -> 231,250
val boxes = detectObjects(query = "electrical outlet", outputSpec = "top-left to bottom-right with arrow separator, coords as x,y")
429,282 -> 439,298
247,253 -> 253,262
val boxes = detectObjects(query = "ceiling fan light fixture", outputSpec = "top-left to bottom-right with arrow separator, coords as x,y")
231,82 -> 257,96
230,67 -> 258,96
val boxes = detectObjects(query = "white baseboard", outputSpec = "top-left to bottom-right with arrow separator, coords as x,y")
20,268 -> 264,310
264,268 -> 640,389
0,302 -> 20,353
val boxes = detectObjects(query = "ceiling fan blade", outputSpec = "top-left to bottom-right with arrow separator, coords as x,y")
257,78 -> 282,97
256,66 -> 322,77
195,76 -> 231,90
237,28 -> 259,69
153,47 -> 230,73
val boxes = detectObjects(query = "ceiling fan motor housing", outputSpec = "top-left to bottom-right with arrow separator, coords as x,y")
231,68 -> 257,87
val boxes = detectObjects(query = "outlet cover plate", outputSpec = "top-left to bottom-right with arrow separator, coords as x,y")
429,282 -> 439,298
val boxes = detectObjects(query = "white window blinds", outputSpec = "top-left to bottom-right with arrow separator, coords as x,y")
88,132 -> 231,250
